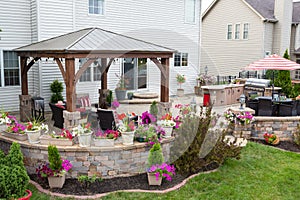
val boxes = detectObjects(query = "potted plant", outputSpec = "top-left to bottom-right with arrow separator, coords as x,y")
176,74 -> 186,97
111,99 -> 120,110
263,132 -> 280,145
141,111 -> 156,125
0,142 -> 31,199
149,101 -> 158,119
36,145 -> 72,188
93,129 -> 119,147
134,125 -> 158,143
156,113 -> 176,138
40,129 -> 74,146
25,117 -> 49,144
115,73 -> 127,101
235,112 -> 254,125
117,113 -> 136,145
146,143 -> 176,185
50,80 -> 64,103
106,90 -> 113,107
127,92 -> 134,100
72,122 -> 92,147
3,115 -> 27,141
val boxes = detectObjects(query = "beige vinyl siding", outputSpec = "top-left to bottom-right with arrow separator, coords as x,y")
264,23 -> 274,55
201,0 -> 264,76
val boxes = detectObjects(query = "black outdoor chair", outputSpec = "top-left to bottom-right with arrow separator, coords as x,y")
278,101 -> 298,116
96,109 -> 116,131
49,103 -> 65,129
257,98 -> 276,116
246,99 -> 258,116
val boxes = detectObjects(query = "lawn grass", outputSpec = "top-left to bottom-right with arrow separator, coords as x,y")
29,142 -> 300,200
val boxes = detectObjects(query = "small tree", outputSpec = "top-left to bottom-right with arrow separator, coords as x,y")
149,101 -> 158,118
50,80 -> 64,103
48,145 -> 62,171
147,143 -> 164,168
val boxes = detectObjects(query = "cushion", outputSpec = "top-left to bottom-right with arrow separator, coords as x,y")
80,96 -> 91,108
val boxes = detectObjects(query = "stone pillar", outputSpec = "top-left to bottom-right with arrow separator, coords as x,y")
19,95 -> 32,122
63,111 -> 81,130
157,102 -> 172,119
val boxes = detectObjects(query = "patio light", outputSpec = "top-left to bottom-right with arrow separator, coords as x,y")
239,94 -> 246,110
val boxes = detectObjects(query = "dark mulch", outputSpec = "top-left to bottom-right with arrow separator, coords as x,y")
30,163 -> 219,196
250,139 -> 300,153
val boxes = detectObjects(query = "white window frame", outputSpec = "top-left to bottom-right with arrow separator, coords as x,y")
78,59 -> 101,82
88,0 -> 104,15
243,23 -> 249,40
227,24 -> 233,40
174,52 -> 189,67
0,50 -> 20,87
235,23 -> 240,40
184,0 -> 196,24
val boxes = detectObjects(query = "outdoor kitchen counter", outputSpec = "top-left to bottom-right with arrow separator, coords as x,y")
201,84 -> 245,106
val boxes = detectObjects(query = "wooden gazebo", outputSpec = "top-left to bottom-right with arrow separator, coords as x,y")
15,28 -> 176,115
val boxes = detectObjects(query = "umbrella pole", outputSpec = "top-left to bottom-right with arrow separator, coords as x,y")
272,70 -> 275,99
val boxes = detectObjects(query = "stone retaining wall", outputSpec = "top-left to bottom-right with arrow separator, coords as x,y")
0,136 -> 174,178
233,116 -> 300,141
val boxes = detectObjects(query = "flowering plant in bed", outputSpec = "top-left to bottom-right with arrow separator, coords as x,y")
263,132 -> 280,145
148,163 -> 176,182
236,111 -> 253,125
224,110 -> 236,123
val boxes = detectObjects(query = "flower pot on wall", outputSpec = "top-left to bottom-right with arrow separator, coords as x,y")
162,126 -> 173,138
39,135 -> 73,146
2,131 -> 28,141
121,131 -> 134,145
177,89 -> 184,97
147,172 -> 162,186
0,124 -> 7,134
48,174 -> 66,188
93,138 -> 115,147
26,129 -> 41,144
78,132 -> 92,147
115,90 -> 126,101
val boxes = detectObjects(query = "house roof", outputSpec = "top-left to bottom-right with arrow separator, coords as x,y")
203,0 -> 300,23
14,27 -> 176,54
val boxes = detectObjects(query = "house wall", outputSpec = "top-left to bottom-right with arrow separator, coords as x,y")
0,0 -> 32,111
201,0 -> 264,76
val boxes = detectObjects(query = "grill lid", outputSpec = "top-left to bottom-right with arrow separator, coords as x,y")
245,78 -> 270,88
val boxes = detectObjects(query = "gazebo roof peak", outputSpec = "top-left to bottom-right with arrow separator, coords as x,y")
14,27 -> 176,54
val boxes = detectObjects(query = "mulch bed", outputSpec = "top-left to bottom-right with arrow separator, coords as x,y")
29,163 -> 219,196
30,140 -> 300,196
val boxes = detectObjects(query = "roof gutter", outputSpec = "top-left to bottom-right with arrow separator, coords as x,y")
263,18 -> 278,23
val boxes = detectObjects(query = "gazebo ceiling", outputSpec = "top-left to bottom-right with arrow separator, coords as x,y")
14,27 -> 176,58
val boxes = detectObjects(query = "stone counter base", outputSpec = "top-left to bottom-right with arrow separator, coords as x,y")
0,135 -> 174,178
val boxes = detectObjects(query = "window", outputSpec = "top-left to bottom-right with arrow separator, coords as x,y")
185,0 -> 196,23
174,53 -> 188,67
3,51 -> 20,86
227,24 -> 233,40
243,23 -> 249,39
235,24 -> 240,39
79,58 -> 102,82
89,0 -> 104,15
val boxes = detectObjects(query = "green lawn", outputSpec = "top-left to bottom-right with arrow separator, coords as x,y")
28,142 -> 300,200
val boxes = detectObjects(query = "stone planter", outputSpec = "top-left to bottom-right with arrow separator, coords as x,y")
93,138 -> 115,147
78,132 -> 92,147
115,89 -> 127,101
26,129 -> 41,144
0,124 -> 7,134
147,172 -> 162,186
121,131 -> 134,145
2,131 -> 28,141
177,89 -> 184,97
162,126 -> 173,138
40,135 -> 73,146
48,174 -> 66,188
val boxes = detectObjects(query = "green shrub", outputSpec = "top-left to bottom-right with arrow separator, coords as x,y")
147,143 -> 164,168
50,79 -> 64,103
0,142 -> 29,199
48,145 -> 62,171
149,101 -> 158,118
77,175 -> 102,188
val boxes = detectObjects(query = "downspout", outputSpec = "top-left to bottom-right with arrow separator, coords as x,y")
197,0 -> 202,75
37,0 -> 42,97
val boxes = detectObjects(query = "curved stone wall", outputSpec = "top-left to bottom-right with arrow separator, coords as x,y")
0,135 -> 174,178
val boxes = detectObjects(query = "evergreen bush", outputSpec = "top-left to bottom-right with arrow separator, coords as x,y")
50,80 -> 64,103
147,143 -> 164,168
48,145 -> 62,171
150,101 -> 158,118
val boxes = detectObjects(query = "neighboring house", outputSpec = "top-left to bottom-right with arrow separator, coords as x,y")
0,0 -> 202,111
201,0 -> 300,78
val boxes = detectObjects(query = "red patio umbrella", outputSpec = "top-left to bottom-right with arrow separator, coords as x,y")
245,54 -> 300,71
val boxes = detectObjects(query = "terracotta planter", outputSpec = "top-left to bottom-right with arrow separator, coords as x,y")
147,172 -> 162,186
26,129 -> 41,144
78,132 -> 92,147
48,174 -> 66,188
2,131 -> 28,141
40,135 -> 73,146
162,126 -> 173,138
18,190 -> 32,200
93,138 -> 115,147
121,131 -> 134,145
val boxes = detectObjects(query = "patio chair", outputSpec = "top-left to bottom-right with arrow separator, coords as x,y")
49,103 -> 65,129
257,98 -> 276,116
297,100 -> 300,115
96,109 -> 116,131
246,99 -> 258,116
278,101 -> 298,116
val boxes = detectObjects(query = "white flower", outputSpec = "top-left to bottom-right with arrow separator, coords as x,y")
157,120 -> 176,127
41,123 -> 49,133
0,118 -> 5,125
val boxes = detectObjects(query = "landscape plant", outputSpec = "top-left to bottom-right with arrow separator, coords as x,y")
77,175 -> 102,189
149,101 -> 158,118
50,79 -> 64,103
147,143 -> 164,168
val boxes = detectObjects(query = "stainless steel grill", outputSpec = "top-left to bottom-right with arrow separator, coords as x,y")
244,78 -> 271,95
